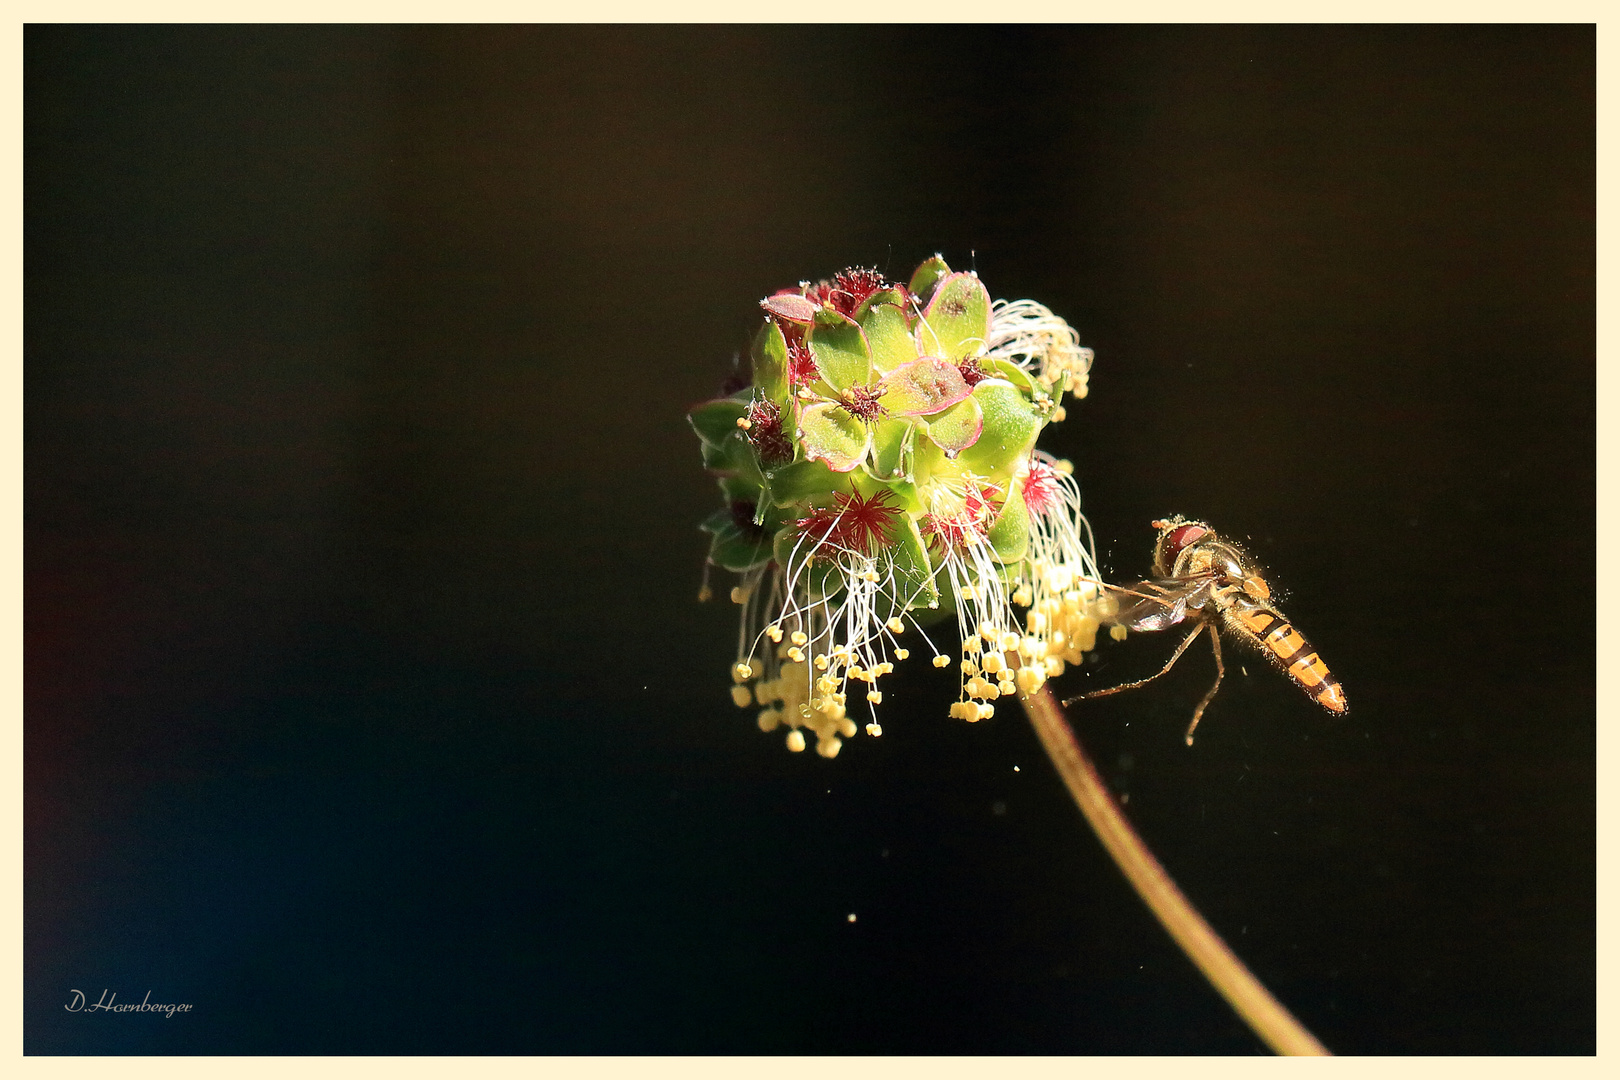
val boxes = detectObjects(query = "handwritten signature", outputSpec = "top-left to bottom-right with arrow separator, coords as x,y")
65,990 -> 192,1018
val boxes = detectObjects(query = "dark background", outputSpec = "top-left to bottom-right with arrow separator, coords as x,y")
26,25 -> 1593,1054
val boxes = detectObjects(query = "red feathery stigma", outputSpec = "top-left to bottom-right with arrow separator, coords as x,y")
957,357 -> 990,387
837,382 -> 887,422
745,398 -> 793,466
783,326 -> 820,386
797,488 -> 903,557
805,267 -> 893,317
921,484 -> 997,552
1021,459 -> 1063,519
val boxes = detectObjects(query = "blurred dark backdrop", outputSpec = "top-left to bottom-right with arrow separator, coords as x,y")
26,25 -> 1593,1054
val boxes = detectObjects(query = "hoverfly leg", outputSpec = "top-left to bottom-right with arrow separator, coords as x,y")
1184,622 -> 1226,746
1064,622 -> 1205,707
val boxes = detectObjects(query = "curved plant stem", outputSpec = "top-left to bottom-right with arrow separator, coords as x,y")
1019,685 -> 1331,1056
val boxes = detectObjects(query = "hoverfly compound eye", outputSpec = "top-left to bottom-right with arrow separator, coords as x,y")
1158,522 -> 1210,565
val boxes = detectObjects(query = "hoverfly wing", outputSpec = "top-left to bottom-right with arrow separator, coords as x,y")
1104,578 -> 1202,632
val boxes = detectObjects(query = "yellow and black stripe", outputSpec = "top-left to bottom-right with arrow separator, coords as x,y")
1225,598 -> 1347,714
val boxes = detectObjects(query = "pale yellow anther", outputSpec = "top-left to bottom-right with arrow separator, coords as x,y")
732,662 -> 755,683
867,690 -> 883,704
736,416 -> 752,430
730,586 -> 751,605
933,655 -> 951,668
886,617 -> 905,634
814,654 -> 830,670
766,624 -> 783,642
1110,624 -> 1128,642
981,652 -> 1005,675
998,679 -> 1016,696
1056,458 -> 1074,474
878,662 -> 894,675
861,569 -> 879,583
785,729 -> 807,752
1001,632 -> 1020,651
977,703 -> 996,721
961,659 -> 979,677
790,630 -> 808,646
866,722 -> 883,737
982,684 -> 1001,701
787,646 -> 804,662
979,620 -> 1000,640
895,648 -> 910,660
731,685 -> 753,708
816,736 -> 842,759
817,676 -> 836,693
962,635 -> 982,654
1012,588 -> 1033,606
838,718 -> 857,739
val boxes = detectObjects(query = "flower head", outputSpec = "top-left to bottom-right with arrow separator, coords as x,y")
691,256 -> 1104,755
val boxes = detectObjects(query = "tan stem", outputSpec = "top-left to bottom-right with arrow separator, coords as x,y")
1019,684 -> 1331,1056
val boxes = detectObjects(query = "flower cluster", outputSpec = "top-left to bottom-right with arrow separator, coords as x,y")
691,257 -> 1106,757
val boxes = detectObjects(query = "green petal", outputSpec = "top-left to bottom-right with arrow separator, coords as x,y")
854,286 -> 909,323
807,308 -> 872,392
761,293 -> 816,323
798,403 -> 870,473
708,518 -> 774,571
688,397 -> 748,448
718,475 -> 761,503
957,379 -> 1041,479
869,417 -> 914,480
879,357 -> 972,417
907,255 -> 952,308
881,516 -> 941,617
700,429 -> 764,486
919,272 -> 992,361
982,357 -> 1036,396
750,319 -> 791,404
700,507 -> 734,535
768,458 -> 846,507
922,394 -> 984,454
861,303 -> 918,375
986,484 -> 1030,563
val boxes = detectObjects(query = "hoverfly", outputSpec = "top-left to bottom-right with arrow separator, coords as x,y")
1066,516 -> 1347,744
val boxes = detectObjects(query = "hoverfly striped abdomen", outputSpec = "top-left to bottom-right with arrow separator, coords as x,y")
1224,594 -> 1347,714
